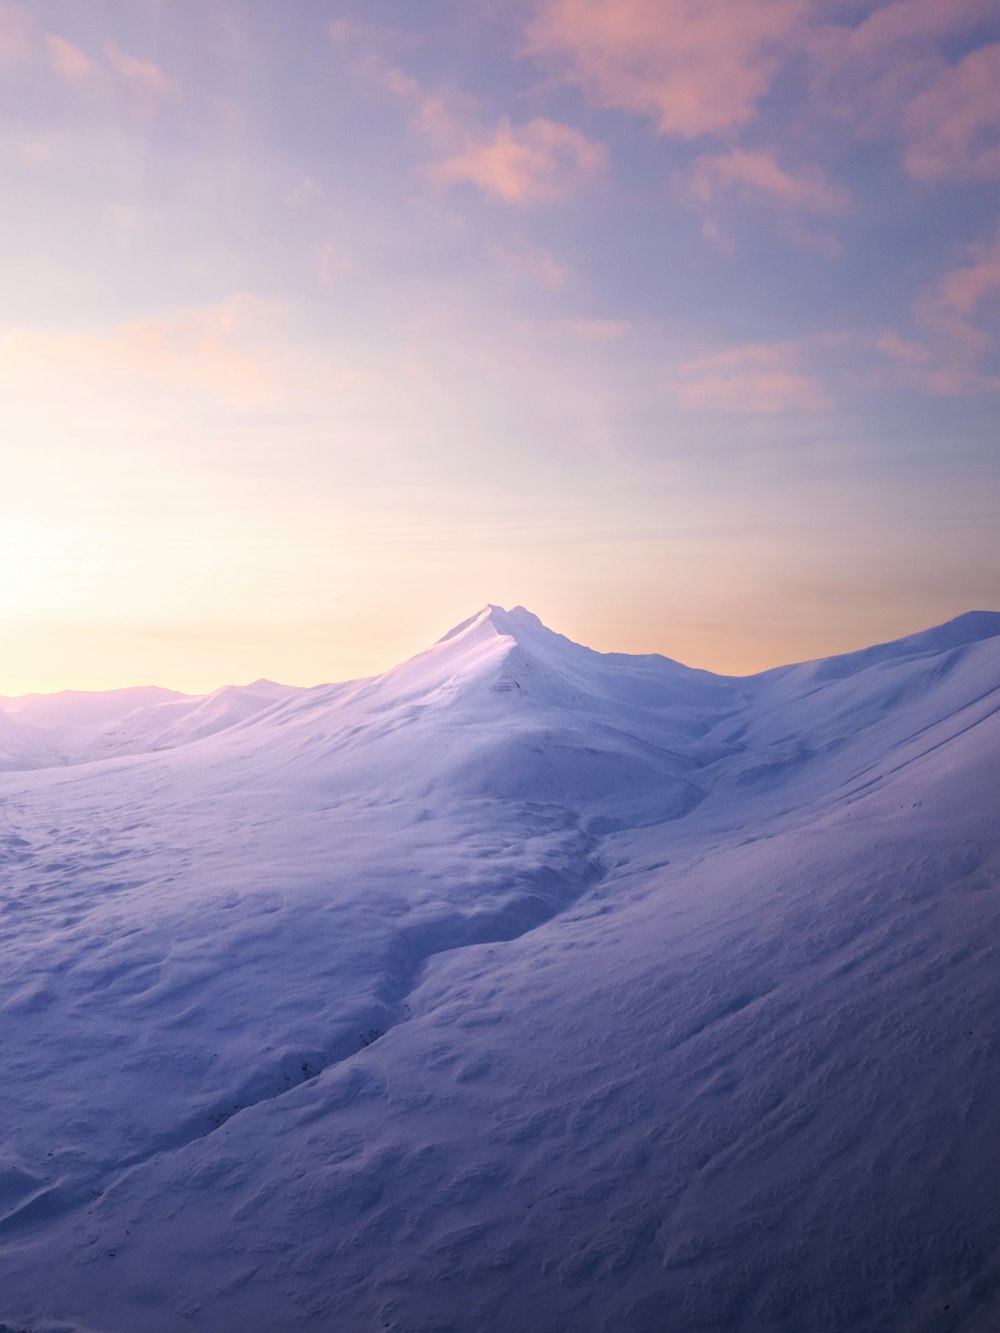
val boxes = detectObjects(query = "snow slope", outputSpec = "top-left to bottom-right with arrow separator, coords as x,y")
0,605 -> 999,1332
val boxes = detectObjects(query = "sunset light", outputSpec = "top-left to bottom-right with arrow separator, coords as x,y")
2,0 -> 997,692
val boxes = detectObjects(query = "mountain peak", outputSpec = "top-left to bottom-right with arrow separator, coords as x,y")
437,604 -> 550,645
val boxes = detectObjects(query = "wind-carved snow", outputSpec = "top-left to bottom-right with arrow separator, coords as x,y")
1,605 -> 1000,1332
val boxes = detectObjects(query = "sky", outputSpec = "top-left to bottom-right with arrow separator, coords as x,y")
2,0 -> 999,694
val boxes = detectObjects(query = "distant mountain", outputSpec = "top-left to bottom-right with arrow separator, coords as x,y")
0,606 -> 999,1332
0,679 -> 297,767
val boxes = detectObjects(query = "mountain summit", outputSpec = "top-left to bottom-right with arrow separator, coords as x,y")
437,603 -> 550,644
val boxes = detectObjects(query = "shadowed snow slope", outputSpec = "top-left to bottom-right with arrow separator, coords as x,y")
1,606 -> 999,1332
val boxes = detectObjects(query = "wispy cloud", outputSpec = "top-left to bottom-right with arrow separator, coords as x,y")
429,116 -> 606,205
878,220 -> 1000,393
808,6 -> 1000,190
0,296 -> 365,411
41,29 -> 176,112
684,147 -> 849,253
44,33 -> 95,84
875,330 -> 931,366
331,22 -> 604,206
116,295 -> 282,407
902,44 -> 1000,181
557,318 -> 632,341
687,148 -> 850,215
0,0 -> 27,66
525,0 -> 806,137
937,227 -> 1000,317
679,340 -> 831,414
105,43 -> 176,100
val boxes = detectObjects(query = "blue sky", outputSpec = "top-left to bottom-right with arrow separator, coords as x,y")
2,0 -> 999,691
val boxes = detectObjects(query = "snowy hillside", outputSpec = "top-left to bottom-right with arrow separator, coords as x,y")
1,605 -> 999,1332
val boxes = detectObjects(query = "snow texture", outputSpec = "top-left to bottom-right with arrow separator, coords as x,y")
1,604 -> 999,1331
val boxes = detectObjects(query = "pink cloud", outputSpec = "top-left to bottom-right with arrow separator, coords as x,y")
45,33 -> 94,84
923,363 -> 999,395
117,296 -> 283,407
329,23 -> 475,149
807,7 -> 1000,192
0,1 -> 27,65
688,148 -> 850,213
525,0 -> 806,137
903,43 -> 1000,180
106,43 -> 176,99
379,64 -> 421,100
876,330 -> 932,365
409,88 -> 474,146
343,28 -> 606,208
682,369 -> 829,414
43,32 -> 178,119
685,343 -> 790,372
1,298 -> 279,409
911,225 -> 1000,354
912,294 -> 992,356
0,297 -> 367,410
430,116 -> 606,204
679,341 -> 831,414
877,222 -> 1000,394
31,32 -> 189,142
937,227 -> 1000,317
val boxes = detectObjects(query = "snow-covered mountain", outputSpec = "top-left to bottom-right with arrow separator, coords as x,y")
0,679 -> 297,768
1,605 -> 999,1332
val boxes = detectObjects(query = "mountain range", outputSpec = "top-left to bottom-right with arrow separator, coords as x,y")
1,605 -> 999,1332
